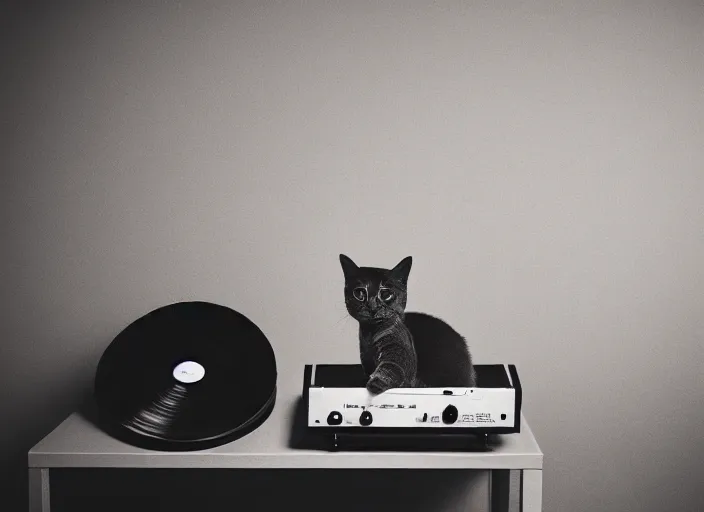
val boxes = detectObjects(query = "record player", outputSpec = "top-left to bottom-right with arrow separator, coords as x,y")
303,363 -> 521,451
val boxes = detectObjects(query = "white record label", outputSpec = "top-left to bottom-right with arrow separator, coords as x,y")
173,361 -> 205,383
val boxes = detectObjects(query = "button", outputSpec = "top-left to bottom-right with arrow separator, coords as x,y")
359,411 -> 373,426
442,405 -> 458,424
326,411 -> 343,425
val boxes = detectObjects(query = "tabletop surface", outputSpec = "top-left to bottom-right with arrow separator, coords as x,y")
28,381 -> 543,470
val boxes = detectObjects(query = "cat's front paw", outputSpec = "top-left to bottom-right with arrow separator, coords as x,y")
366,375 -> 391,395
367,367 -> 403,394
367,363 -> 406,394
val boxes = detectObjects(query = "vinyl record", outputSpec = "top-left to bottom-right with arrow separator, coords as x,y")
94,301 -> 277,451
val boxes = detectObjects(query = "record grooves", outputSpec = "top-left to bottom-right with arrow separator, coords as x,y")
94,301 -> 277,451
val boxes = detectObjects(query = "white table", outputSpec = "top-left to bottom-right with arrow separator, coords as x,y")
28,388 -> 543,511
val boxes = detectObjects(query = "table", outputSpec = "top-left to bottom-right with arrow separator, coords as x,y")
28,388 -> 543,511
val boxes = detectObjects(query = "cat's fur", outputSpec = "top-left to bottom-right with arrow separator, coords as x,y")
340,254 -> 477,394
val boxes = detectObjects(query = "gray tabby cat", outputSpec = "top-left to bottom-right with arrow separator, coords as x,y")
340,254 -> 477,394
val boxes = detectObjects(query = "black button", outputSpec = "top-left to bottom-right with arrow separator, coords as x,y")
422,413 -> 428,422
359,411 -> 373,426
442,405 -> 458,424
327,411 -> 342,425
443,390 -> 453,395
501,413 -> 507,420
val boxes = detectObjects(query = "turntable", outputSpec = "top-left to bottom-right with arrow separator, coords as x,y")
303,364 -> 521,451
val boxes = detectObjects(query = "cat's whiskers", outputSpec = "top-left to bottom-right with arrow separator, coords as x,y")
333,306 -> 356,332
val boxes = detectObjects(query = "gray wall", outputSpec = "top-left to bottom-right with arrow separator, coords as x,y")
3,1 -> 703,511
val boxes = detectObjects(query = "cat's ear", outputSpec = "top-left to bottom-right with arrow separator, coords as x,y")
339,254 -> 359,279
390,256 -> 412,286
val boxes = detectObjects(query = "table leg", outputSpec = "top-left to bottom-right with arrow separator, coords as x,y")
490,469 -> 510,512
28,468 -> 50,512
521,469 -> 542,512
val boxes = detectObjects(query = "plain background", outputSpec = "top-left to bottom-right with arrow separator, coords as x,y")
2,1 -> 703,511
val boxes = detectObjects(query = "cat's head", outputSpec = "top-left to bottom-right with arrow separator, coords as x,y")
339,254 -> 412,324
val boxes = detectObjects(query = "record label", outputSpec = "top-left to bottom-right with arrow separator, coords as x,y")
172,361 -> 205,384
93,301 -> 277,451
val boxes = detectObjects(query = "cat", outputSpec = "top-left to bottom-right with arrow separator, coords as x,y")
339,254 -> 477,394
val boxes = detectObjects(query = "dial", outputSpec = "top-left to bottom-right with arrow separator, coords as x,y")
327,411 -> 343,425
442,405 -> 458,424
359,411 -> 373,426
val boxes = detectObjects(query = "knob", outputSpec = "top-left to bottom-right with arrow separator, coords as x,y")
442,405 -> 458,424
359,411 -> 373,426
327,411 -> 343,425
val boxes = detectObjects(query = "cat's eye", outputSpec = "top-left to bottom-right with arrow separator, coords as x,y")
379,289 -> 394,302
353,287 -> 367,301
